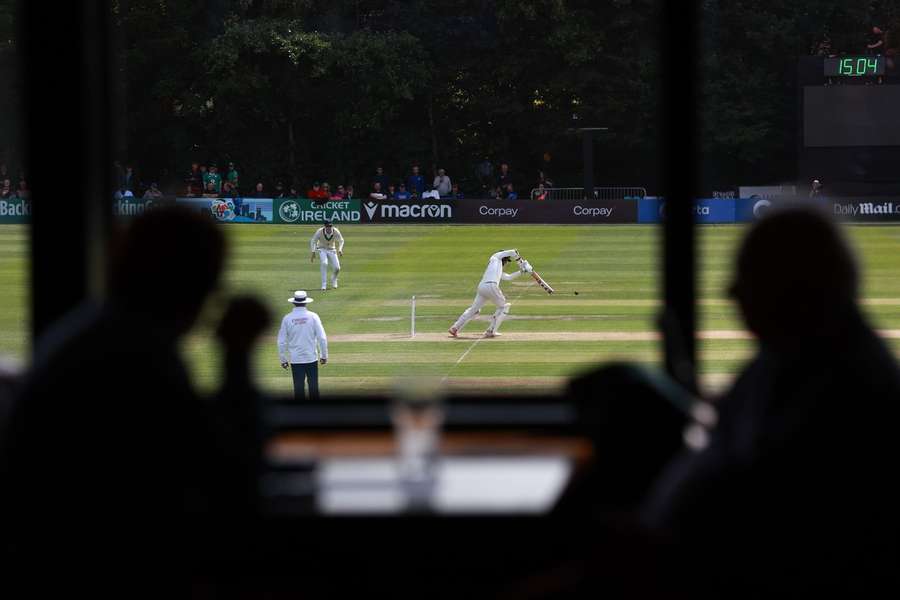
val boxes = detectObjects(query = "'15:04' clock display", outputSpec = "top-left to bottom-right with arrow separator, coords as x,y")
824,56 -> 885,76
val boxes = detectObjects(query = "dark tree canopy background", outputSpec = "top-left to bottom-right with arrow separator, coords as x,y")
2,0 -> 899,195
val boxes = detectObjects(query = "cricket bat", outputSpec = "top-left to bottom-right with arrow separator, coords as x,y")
530,270 -> 555,294
517,258 -> 555,294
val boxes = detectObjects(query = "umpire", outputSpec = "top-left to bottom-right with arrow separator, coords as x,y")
277,290 -> 328,401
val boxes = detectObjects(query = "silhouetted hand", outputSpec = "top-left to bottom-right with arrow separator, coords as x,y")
216,295 -> 271,353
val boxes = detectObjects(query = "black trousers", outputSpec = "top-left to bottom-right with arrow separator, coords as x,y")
290,361 -> 319,401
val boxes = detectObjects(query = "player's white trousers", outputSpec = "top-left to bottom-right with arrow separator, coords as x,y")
317,249 -> 341,287
452,282 -> 509,332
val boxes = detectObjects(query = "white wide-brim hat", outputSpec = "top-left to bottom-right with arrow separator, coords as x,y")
288,290 -> 314,304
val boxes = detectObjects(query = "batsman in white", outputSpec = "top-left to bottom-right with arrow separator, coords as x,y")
449,249 -> 533,338
310,220 -> 344,290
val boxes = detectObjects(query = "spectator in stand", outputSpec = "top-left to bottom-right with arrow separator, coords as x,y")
476,156 -> 494,195
186,162 -> 202,195
223,181 -> 240,199
395,183 -> 411,200
201,165 -> 213,192
143,182 -> 163,199
183,183 -> 197,198
288,184 -> 301,198
114,187 -> 134,200
407,165 -> 425,198
489,185 -> 502,200
307,181 -> 329,201
0,162 -> 9,182
198,164 -> 208,189
533,183 -> 548,201
15,178 -> 29,200
202,181 -> 219,198
204,164 -> 223,195
226,162 -> 240,192
1,179 -> 12,199
867,25 -> 885,54
345,184 -> 355,200
450,182 -> 464,200
497,162 -> 512,192
505,183 -> 518,200
809,179 -> 823,198
274,181 -> 287,199
330,185 -> 345,200
251,182 -> 267,198
433,168 -> 452,197
536,169 -> 553,189
122,164 -> 137,193
386,184 -> 396,199
369,181 -> 388,200
373,166 -> 390,192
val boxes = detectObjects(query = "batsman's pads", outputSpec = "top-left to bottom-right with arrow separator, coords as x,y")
489,302 -> 512,333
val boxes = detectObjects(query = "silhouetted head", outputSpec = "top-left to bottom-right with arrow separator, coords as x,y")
109,206 -> 226,336
728,207 -> 858,348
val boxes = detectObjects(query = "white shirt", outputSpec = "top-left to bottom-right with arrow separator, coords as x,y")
479,249 -> 522,285
278,306 -> 328,364
433,175 -> 452,196
310,227 -> 345,252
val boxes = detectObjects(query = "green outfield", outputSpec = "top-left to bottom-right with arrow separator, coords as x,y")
2,223 -> 899,397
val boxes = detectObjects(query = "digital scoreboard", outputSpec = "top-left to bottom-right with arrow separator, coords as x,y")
798,55 -> 900,194
823,55 -> 885,77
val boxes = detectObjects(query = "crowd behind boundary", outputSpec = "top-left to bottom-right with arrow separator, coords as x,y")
111,158 -> 558,203
0,161 -> 29,201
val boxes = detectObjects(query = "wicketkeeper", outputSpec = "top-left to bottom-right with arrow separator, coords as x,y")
310,221 -> 344,290
449,249 -> 533,338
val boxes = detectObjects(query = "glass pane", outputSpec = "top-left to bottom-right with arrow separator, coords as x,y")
698,6 -> 900,395
0,0 -> 28,372
106,1 -> 663,399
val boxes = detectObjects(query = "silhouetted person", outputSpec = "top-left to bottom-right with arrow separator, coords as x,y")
641,207 -> 900,596
1,206 -> 271,560
527,207 -> 900,599
809,177 -> 823,198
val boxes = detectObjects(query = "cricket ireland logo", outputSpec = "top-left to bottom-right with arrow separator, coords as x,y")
279,200 -> 301,223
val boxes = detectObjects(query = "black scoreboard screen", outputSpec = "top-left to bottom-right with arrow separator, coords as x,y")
803,85 -> 900,147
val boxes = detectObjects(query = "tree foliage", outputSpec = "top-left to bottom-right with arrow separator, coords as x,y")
5,0 -> 900,193
0,0 -> 21,167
